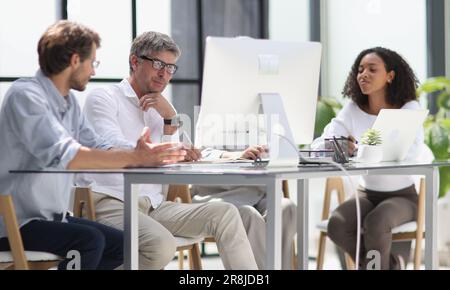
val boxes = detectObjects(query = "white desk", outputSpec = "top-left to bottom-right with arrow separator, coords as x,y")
118,160 -> 448,270
11,160 -> 449,270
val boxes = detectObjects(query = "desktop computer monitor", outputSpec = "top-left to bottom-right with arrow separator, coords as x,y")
195,37 -> 322,165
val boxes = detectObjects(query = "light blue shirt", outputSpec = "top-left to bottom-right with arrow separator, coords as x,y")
0,70 -> 112,238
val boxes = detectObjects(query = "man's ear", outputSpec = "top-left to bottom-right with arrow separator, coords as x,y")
130,55 -> 139,72
70,53 -> 81,69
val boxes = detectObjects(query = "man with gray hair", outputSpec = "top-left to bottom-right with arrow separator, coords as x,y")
77,31 -> 258,270
0,21 -> 188,270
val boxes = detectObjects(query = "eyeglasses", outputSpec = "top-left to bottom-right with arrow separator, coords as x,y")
139,55 -> 178,74
91,60 -> 100,69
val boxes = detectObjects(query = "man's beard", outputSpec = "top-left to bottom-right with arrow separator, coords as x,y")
69,69 -> 89,92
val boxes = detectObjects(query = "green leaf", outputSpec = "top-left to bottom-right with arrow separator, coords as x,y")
436,108 -> 448,120
437,92 -> 450,110
423,116 -> 436,129
439,167 -> 450,198
361,128 -> 382,145
321,97 -> 342,110
439,118 -> 450,132
416,77 -> 450,96
314,100 -> 336,138
425,123 -> 449,160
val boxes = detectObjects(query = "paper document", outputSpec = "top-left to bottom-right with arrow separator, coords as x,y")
182,158 -> 256,165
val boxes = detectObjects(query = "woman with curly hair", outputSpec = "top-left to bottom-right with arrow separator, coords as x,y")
312,47 -> 432,270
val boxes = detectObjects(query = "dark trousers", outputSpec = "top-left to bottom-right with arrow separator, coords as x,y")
0,216 -> 123,270
327,185 -> 418,270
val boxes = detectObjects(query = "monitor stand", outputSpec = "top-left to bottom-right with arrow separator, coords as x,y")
259,93 -> 299,167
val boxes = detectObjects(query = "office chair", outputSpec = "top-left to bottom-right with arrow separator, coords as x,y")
73,186 -> 204,270
166,184 -> 204,270
189,180 -> 296,269
315,177 -> 425,270
0,194 -> 61,270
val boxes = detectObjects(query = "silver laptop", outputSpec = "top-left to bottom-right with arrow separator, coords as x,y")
372,109 -> 428,161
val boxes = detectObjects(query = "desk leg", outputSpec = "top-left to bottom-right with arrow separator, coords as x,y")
425,167 -> 439,270
297,179 -> 309,270
266,178 -> 282,269
124,177 -> 139,270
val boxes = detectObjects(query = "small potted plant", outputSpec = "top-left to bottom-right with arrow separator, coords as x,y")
357,128 -> 383,163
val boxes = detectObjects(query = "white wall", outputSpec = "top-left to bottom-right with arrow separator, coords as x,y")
0,83 -> 11,108
136,0 -> 172,101
67,0 -> 132,78
269,0 -> 309,42
322,0 -> 427,99
0,0 -> 58,77
137,0 -> 171,36
0,1 -> 56,105
0,0 -> 174,110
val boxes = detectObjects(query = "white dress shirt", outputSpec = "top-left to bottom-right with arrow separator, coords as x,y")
311,100 -> 431,192
77,79 -> 173,208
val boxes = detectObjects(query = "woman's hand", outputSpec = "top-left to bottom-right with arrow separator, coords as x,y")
183,147 -> 202,162
347,135 -> 357,157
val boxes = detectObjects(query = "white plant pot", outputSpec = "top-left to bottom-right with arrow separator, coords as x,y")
356,145 -> 383,163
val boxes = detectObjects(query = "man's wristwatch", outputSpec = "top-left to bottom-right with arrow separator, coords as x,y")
163,115 -> 182,127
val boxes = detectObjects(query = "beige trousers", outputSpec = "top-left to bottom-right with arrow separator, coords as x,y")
238,197 -> 297,270
90,192 -> 257,270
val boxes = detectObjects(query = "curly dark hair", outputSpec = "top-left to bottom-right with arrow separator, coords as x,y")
342,47 -> 419,109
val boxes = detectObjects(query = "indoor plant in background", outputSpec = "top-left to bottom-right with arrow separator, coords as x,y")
416,76 -> 450,198
417,77 -> 450,266
314,97 -> 343,138
356,128 -> 383,163
300,96 -> 342,150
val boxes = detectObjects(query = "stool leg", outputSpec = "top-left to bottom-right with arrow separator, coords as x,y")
291,242 -> 297,270
414,235 -> 423,270
345,254 -> 355,270
188,244 -> 203,270
178,250 -> 184,270
317,232 -> 327,270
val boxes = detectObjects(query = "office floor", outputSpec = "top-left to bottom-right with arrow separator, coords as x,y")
165,243 -> 450,270
166,255 -> 450,270
166,243 -> 343,270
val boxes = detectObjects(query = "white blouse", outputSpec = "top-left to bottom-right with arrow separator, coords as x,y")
311,100 -> 432,192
